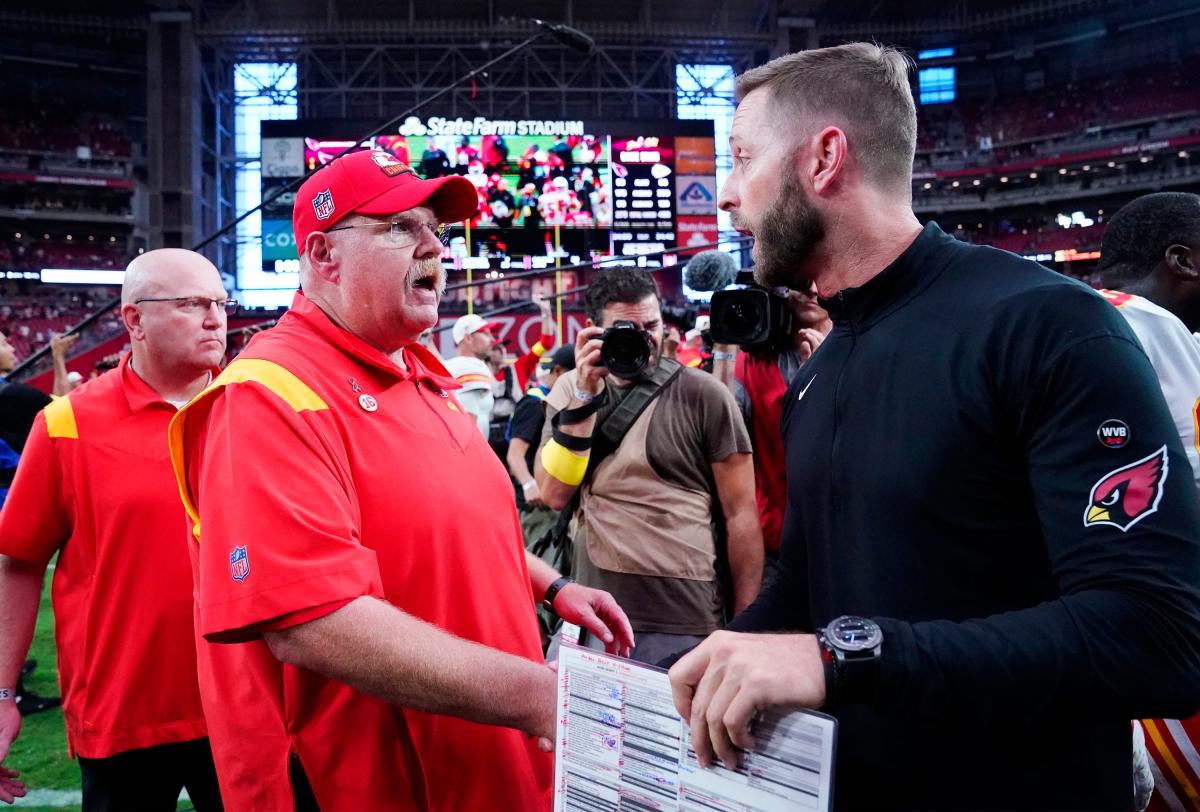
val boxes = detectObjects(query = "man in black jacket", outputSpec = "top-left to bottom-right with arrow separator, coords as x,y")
667,42 -> 1200,810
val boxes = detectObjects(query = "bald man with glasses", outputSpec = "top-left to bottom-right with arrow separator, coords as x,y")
0,248 -> 226,811
166,149 -> 633,811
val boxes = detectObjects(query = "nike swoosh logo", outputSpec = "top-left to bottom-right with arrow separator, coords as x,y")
797,375 -> 817,401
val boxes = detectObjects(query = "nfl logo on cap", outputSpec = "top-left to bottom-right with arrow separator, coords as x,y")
312,189 -> 335,220
230,546 -> 250,581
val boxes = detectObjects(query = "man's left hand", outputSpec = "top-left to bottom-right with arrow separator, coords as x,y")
667,631 -> 825,769
552,584 -> 636,658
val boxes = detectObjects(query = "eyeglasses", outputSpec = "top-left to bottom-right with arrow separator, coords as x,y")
134,296 -> 239,316
326,218 -> 450,247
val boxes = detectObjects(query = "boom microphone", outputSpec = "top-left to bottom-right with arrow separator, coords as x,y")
684,250 -> 740,292
533,20 -> 595,55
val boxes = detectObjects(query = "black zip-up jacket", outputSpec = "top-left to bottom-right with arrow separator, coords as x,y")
731,222 -> 1200,810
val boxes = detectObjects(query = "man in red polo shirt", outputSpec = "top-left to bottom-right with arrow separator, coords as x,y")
168,148 -> 633,811
0,249 -> 226,810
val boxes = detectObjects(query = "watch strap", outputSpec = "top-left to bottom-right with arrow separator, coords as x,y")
817,634 -> 843,707
819,623 -> 882,707
542,576 -> 574,610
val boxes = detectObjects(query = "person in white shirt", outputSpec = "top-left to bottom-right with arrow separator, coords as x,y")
1098,192 -> 1200,489
444,314 -> 499,437
1097,191 -> 1200,812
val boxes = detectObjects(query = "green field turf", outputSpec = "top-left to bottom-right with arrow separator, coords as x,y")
8,570 -> 76,808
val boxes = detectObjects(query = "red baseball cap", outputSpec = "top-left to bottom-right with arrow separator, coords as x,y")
293,149 -> 478,255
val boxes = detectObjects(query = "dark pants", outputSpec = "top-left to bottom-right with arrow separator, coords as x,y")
78,738 -> 222,812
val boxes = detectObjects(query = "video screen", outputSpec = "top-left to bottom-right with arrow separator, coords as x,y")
257,117 -> 717,283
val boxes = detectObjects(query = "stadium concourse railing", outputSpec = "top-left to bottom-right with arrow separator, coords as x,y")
8,20 -> 595,383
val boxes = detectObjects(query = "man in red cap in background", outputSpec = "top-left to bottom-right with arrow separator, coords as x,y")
167,148 -> 633,811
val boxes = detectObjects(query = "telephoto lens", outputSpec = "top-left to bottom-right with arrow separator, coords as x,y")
600,321 -> 653,379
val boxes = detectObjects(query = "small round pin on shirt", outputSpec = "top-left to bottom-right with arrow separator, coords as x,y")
359,393 -> 378,412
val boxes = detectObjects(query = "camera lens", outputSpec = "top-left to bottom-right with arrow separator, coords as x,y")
601,326 -> 651,379
725,301 -> 759,341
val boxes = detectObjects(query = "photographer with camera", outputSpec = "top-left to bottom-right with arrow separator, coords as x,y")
534,266 -> 763,665
712,282 -> 831,567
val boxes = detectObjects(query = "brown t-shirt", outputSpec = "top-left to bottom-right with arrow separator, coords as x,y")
541,366 -> 752,634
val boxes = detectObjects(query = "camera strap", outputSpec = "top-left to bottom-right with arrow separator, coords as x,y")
529,357 -> 684,572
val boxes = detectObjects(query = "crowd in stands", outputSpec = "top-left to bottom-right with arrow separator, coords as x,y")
0,286 -> 120,362
0,103 -> 131,159
0,237 -> 130,273
917,58 -> 1199,156
951,218 -> 1106,258
0,189 -> 132,217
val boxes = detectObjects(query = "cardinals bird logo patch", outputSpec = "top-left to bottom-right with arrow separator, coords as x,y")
1084,445 -> 1169,532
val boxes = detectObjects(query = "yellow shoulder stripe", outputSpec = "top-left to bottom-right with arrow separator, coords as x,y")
167,357 -> 328,544
208,358 -> 329,412
44,397 -> 78,439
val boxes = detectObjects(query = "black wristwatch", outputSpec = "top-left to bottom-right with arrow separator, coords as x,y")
542,576 -> 574,610
818,615 -> 883,706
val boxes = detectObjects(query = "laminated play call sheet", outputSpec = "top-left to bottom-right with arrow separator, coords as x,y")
552,624 -> 837,812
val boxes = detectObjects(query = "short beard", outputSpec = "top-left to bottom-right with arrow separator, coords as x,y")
752,171 -> 826,290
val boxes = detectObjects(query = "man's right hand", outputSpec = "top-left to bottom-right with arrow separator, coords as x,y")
0,702 -> 25,804
574,326 -> 609,395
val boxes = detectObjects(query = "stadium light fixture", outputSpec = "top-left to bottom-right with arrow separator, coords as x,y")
1181,151 -> 1190,159
1029,172 -> 1038,179
1000,176 -> 1008,183
41,269 -> 125,285
972,179 -> 981,186
1107,161 -> 1116,168
951,180 -> 960,187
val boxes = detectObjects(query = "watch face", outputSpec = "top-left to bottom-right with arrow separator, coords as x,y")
827,616 -> 883,652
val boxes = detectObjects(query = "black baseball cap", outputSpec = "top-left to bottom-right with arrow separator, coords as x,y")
549,345 -> 576,371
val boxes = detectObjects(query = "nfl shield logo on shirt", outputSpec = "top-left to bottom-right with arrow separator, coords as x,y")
229,546 -> 250,582
312,189 -> 335,220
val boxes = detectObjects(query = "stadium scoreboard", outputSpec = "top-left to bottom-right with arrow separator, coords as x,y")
257,116 -> 717,279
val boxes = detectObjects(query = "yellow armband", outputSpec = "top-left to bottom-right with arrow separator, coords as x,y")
541,439 -> 590,486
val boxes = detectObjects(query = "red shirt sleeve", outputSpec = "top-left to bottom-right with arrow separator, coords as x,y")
257,598 -> 355,632
0,411 -> 70,565
513,332 -> 555,392
182,381 -> 385,644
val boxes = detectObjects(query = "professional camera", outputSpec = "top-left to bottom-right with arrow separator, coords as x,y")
709,271 -> 795,353
600,320 -> 654,379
